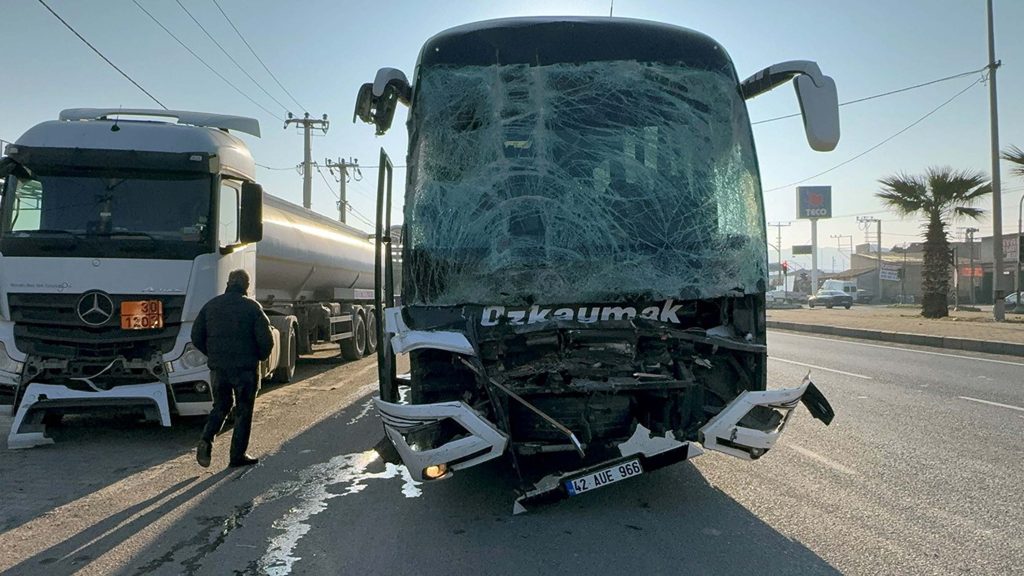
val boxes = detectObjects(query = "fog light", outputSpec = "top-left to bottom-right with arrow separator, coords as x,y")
194,381 -> 209,393
423,464 -> 448,480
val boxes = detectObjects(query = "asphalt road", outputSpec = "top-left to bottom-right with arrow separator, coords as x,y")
1,332 -> 1021,575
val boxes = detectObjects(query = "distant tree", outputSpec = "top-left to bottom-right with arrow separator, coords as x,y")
876,167 -> 991,318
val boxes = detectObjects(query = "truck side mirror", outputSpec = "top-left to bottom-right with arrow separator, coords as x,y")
741,60 -> 840,152
240,181 -> 263,243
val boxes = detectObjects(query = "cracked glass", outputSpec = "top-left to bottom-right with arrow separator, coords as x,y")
406,60 -> 766,306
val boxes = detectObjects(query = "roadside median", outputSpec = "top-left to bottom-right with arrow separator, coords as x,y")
767,306 -> 1024,357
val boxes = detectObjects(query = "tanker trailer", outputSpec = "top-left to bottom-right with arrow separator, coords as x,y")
0,108 -> 382,448
256,192 -> 381,376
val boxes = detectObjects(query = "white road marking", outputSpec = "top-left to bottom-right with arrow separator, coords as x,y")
772,331 -> 1024,367
787,444 -> 857,475
771,357 -> 873,380
958,396 -> 1024,412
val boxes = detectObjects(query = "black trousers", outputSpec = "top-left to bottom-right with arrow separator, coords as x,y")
201,368 -> 259,460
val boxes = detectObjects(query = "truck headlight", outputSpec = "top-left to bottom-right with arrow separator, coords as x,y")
0,341 -> 24,374
167,343 -> 207,374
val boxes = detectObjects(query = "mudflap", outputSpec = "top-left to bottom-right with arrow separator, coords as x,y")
513,424 -> 704,514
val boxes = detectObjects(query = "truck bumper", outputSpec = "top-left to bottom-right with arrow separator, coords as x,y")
7,382 -> 171,449
372,398 -> 509,481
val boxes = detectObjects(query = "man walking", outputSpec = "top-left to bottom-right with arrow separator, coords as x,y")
192,269 -> 274,468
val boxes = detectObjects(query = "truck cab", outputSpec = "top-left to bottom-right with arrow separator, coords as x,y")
0,109 -> 273,448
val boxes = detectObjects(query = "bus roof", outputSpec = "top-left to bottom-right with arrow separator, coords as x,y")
418,16 -> 733,70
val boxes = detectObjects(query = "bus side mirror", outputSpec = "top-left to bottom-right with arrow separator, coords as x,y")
793,74 -> 839,152
240,181 -> 263,243
741,60 -> 840,152
353,68 -> 412,135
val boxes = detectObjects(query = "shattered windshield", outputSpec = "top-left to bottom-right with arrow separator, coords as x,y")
406,60 -> 766,306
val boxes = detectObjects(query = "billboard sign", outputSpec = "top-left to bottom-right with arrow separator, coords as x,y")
1002,235 -> 1022,264
796,186 -> 832,219
792,244 -> 813,255
880,265 -> 900,282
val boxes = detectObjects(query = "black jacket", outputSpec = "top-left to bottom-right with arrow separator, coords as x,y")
191,288 -> 274,370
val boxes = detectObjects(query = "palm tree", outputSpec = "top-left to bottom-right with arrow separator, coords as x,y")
1003,145 -> 1024,177
876,167 -> 991,318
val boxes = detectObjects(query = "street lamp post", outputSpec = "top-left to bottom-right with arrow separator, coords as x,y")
1015,194 -> 1024,312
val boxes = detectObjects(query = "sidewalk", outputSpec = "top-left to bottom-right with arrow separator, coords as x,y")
766,305 -> 1024,356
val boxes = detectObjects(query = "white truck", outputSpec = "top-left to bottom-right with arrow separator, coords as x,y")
0,109 -> 379,448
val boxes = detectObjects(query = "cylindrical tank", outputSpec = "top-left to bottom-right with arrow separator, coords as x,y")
255,193 -> 377,301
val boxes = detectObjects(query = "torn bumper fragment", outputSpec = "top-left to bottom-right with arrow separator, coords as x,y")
699,378 -> 834,460
372,398 -> 509,482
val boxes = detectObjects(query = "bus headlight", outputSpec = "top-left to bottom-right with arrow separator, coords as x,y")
0,342 -> 24,375
167,344 -> 207,374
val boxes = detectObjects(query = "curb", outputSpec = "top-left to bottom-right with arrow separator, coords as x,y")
765,320 -> 1024,358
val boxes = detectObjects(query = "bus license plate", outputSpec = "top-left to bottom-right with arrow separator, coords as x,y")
121,300 -> 164,330
564,459 -> 643,496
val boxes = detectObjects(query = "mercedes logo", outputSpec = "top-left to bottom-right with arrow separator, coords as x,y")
77,291 -> 115,326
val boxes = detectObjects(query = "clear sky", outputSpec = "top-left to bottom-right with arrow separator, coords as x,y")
3,0 -> 1023,272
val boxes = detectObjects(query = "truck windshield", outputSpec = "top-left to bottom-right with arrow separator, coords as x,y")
0,170 -> 212,259
405,60 -> 767,306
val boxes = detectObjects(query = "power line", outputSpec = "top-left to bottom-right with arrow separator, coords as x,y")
211,0 -> 306,114
256,163 -> 298,171
764,75 -> 985,193
132,0 -> 281,121
752,66 -> 987,125
174,0 -> 289,115
37,0 -> 167,109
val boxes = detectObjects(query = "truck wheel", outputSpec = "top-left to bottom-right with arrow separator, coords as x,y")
340,313 -> 366,360
365,309 -> 378,355
272,325 -> 298,383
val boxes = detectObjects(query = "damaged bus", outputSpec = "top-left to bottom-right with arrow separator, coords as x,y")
354,17 -> 839,512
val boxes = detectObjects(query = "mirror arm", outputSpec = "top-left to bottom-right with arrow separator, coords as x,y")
740,60 -> 826,100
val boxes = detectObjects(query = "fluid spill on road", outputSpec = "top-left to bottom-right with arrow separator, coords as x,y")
258,449 -> 421,575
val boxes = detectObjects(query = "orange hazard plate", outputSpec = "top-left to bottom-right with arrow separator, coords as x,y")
121,300 -> 164,330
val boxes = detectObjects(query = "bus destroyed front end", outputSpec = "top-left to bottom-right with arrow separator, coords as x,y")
374,299 -> 833,512
357,18 -> 839,510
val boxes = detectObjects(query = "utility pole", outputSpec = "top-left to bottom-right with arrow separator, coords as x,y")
987,0 -> 1005,320
966,227 -> 979,305
284,112 -> 329,209
858,217 -> 882,302
830,234 -> 853,270
324,157 -> 362,223
768,222 -> 791,288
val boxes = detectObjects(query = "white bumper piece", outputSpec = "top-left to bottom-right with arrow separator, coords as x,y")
7,382 -> 171,449
372,398 -> 508,481
384,307 -> 475,355
698,380 -> 812,460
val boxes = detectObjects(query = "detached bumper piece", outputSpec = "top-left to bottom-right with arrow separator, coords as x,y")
513,424 -> 704,514
7,382 -> 171,449
699,378 -> 834,460
372,398 -> 509,481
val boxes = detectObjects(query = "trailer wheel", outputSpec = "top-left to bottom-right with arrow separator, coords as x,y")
272,324 -> 298,383
365,309 -> 378,355
340,312 -> 366,360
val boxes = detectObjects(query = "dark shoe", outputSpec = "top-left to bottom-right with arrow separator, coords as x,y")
196,440 -> 212,468
228,455 -> 259,468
